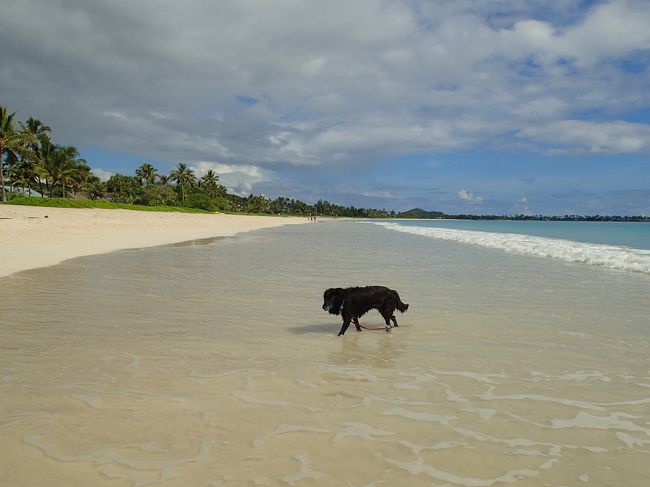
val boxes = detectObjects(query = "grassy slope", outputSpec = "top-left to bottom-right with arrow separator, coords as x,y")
1,196 -> 307,217
2,196 -> 213,214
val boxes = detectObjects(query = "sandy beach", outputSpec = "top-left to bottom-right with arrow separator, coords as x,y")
0,204 -> 306,278
1,219 -> 649,485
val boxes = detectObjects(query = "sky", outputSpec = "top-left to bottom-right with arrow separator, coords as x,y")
1,0 -> 649,215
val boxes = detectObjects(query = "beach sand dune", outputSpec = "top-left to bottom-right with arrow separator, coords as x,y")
0,204 -> 306,278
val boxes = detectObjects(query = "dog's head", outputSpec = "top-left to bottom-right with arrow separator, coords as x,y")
322,288 -> 345,315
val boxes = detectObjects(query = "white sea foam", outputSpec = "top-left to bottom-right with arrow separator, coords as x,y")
384,455 -> 541,486
371,222 -> 650,274
281,454 -> 329,485
380,407 -> 456,425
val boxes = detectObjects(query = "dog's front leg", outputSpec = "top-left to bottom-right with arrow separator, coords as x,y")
338,316 -> 352,336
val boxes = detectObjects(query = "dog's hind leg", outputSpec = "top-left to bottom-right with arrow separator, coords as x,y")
380,311 -> 393,329
353,318 -> 362,331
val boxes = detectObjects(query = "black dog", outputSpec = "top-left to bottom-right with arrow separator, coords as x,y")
322,286 -> 409,336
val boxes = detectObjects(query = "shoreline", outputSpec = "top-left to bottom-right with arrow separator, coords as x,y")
0,204 -> 307,278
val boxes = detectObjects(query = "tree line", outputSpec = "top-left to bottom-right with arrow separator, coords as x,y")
449,213 -> 650,222
1,106 -> 395,216
398,207 -> 649,222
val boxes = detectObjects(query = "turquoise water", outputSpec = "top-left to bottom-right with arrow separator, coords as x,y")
383,220 -> 650,250
369,220 -> 650,275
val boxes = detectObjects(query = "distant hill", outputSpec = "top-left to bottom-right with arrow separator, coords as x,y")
396,208 -> 446,219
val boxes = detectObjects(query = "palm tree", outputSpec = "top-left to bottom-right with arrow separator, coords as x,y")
13,117 -> 51,196
135,162 -> 158,185
21,117 -> 51,143
246,194 -> 271,213
200,169 -> 221,198
8,159 -> 39,196
84,174 -> 105,200
169,163 -> 196,203
55,146 -> 88,198
38,144 -> 88,197
0,107 -> 36,201
34,135 -> 56,196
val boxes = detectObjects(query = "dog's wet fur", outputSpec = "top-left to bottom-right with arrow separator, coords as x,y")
322,286 -> 409,336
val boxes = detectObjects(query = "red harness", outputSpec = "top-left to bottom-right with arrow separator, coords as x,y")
357,323 -> 391,332
340,300 -> 392,332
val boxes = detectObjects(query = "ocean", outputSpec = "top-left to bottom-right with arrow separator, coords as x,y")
1,220 -> 649,486
369,219 -> 650,275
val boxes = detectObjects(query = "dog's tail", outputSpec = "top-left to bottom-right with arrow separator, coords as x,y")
393,291 -> 409,313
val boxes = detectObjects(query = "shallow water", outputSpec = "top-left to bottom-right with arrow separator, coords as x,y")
1,221 -> 649,486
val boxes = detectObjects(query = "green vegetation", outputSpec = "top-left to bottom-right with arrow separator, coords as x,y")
5,195 -> 212,213
396,208 -> 446,219
1,108 -> 36,202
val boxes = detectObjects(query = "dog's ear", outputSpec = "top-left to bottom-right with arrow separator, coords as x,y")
324,287 -> 343,299
329,289 -> 345,315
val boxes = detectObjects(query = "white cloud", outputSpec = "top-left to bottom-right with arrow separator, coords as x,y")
91,167 -> 114,182
360,190 -> 395,199
190,161 -> 268,179
560,1 -> 650,65
493,1 -> 650,66
519,120 -> 650,154
458,190 -> 483,203
189,161 -> 274,196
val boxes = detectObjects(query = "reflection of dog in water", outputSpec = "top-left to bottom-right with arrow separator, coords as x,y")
322,286 -> 409,336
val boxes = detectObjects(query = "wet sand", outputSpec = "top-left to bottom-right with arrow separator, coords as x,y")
0,204 -> 306,277
1,221 -> 649,486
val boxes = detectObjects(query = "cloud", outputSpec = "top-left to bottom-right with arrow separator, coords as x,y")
519,120 -> 650,154
458,190 -> 483,203
189,161 -> 274,196
493,1 -> 650,67
359,190 -> 395,199
91,167 -> 114,182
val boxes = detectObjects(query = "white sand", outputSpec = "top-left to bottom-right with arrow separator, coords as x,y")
0,204 -> 306,277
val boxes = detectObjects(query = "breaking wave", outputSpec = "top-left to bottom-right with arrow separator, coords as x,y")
371,222 -> 650,275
